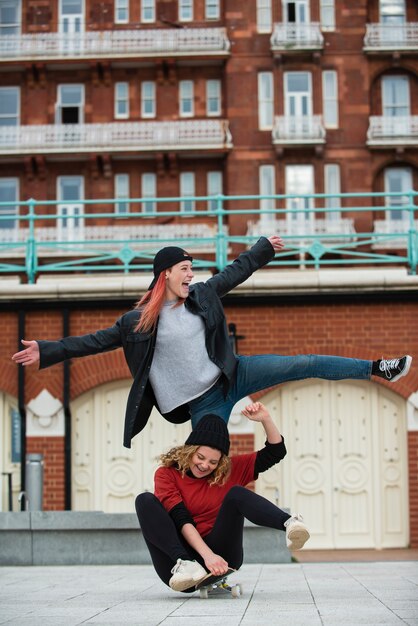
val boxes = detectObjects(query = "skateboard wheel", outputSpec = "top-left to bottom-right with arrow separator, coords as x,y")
199,588 -> 209,599
231,585 -> 241,598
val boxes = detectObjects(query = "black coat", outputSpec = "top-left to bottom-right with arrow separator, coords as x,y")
38,237 -> 275,447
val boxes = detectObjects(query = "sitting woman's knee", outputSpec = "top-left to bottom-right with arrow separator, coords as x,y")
135,491 -> 155,514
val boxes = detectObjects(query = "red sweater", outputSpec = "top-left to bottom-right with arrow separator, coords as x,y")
154,453 -> 257,537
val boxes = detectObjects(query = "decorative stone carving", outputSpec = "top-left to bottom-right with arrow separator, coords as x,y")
26,389 -> 64,436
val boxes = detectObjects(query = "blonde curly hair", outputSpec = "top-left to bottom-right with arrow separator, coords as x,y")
159,445 -> 231,486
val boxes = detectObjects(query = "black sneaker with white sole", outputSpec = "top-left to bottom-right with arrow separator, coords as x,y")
374,355 -> 412,382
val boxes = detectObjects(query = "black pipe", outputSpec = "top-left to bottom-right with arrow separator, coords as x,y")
63,308 -> 72,510
17,309 -> 26,509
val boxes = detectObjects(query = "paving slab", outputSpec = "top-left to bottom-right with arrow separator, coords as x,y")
0,561 -> 417,626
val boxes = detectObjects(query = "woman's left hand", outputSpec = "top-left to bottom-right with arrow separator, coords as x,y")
204,552 -> 229,577
267,235 -> 285,252
241,402 -> 270,422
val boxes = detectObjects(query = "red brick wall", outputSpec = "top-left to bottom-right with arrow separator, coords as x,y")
27,436 -> 65,510
408,431 -> 418,548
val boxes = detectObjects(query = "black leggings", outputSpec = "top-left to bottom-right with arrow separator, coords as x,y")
135,486 -> 291,591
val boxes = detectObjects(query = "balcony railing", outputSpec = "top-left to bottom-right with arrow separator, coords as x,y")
364,23 -> 418,51
0,27 -> 230,61
367,116 -> 418,146
272,115 -> 326,145
0,191 -> 416,282
270,23 -> 324,52
0,120 -> 233,155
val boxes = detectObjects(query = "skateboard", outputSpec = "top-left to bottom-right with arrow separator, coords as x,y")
195,567 -> 242,599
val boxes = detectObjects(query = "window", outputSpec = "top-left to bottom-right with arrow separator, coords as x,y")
320,0 -> 335,30
0,87 -> 19,126
285,72 -> 312,117
179,80 -> 194,117
259,165 -> 276,224
322,70 -> 338,128
205,0 -> 219,20
141,173 -> 156,214
115,82 -> 129,119
382,76 -> 409,117
141,81 -> 156,118
256,0 -> 272,33
206,80 -> 221,117
285,165 -> 314,227
0,0 -> 21,35
0,178 -> 19,230
207,171 -> 222,211
56,84 -> 84,124
57,175 -> 84,240
384,167 -> 412,221
258,72 -> 274,129
324,164 -> 341,220
141,0 -> 155,22
115,174 -> 130,214
179,0 -> 193,21
284,0 -> 309,24
59,0 -> 83,34
115,0 -> 129,23
180,172 -> 195,213
379,0 -> 405,24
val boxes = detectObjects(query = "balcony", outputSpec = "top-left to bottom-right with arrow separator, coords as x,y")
367,116 -> 418,147
272,116 -> 326,147
364,23 -> 418,53
373,218 -> 418,249
270,23 -> 324,54
0,120 -> 233,156
0,27 -> 230,63
247,217 -> 355,243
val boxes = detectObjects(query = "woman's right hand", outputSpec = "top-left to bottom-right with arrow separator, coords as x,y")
204,552 -> 229,577
11,340 -> 40,367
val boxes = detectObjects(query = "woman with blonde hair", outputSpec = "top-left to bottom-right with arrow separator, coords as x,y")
135,402 -> 310,593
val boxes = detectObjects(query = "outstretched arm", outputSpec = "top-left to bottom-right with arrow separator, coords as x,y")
241,401 -> 282,444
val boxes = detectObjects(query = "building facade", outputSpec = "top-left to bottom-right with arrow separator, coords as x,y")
0,0 -> 417,549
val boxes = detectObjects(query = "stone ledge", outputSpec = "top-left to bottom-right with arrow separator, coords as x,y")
0,511 -> 291,566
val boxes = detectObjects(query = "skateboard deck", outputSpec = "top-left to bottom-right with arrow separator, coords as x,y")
195,568 -> 242,598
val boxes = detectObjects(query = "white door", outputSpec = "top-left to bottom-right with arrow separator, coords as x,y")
384,167 -> 412,222
380,0 -> 405,43
254,380 -> 408,549
285,164 -> 314,233
382,75 -> 410,136
0,392 -> 20,512
283,0 -> 309,23
57,175 -> 84,242
59,0 -> 84,53
285,72 -> 313,138
71,381 -> 191,512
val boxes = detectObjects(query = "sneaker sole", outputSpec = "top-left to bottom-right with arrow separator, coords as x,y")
390,355 -> 412,383
169,572 -> 208,592
287,527 -> 310,551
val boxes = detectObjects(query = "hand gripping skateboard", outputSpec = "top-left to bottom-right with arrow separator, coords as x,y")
195,567 -> 242,598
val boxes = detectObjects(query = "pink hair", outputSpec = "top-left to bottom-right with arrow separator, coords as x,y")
134,271 -> 185,333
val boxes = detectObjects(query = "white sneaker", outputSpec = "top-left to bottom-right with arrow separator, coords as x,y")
284,514 -> 310,551
169,559 -> 207,591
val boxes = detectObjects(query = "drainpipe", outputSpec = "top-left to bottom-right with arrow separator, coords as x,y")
63,308 -> 72,510
18,309 -> 26,509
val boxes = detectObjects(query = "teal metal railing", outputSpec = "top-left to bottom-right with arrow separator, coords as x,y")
0,190 -> 416,283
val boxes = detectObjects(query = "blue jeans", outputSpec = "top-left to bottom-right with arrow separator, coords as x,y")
189,354 -> 372,427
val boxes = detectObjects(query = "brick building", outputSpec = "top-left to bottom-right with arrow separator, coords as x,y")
0,1 -> 417,549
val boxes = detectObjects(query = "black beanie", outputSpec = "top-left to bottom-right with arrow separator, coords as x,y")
185,414 -> 230,456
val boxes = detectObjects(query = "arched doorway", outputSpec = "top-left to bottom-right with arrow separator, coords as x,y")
254,380 -> 408,549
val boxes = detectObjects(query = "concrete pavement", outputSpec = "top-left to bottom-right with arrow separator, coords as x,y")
1,561 -> 417,625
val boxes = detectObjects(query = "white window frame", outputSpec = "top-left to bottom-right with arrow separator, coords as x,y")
141,81 -> 156,118
141,173 -> 157,214
284,72 -> 312,117
205,0 -> 220,20
56,84 -> 84,124
114,82 -> 129,119
115,174 -> 130,215
0,86 -> 20,126
320,0 -> 335,31
384,167 -> 412,221
285,164 -> 315,227
179,80 -> 194,118
379,0 -> 406,24
207,171 -> 222,211
256,0 -> 272,33
57,175 -> 85,241
141,0 -> 155,22
258,72 -> 274,130
0,0 -> 21,36
180,172 -> 195,213
322,70 -> 338,128
324,164 -> 341,220
206,80 -> 221,117
115,0 -> 129,24
179,0 -> 193,22
283,0 -> 310,24
59,0 -> 84,35
0,178 -> 19,231
259,165 -> 276,225
382,75 -> 410,117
